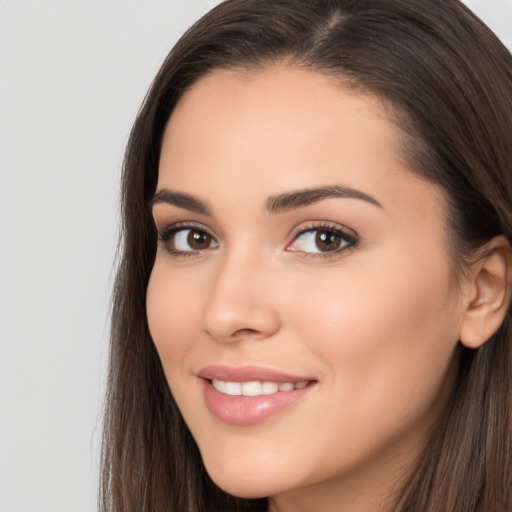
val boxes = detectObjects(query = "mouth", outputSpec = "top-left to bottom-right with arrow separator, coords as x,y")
210,378 -> 309,396
198,365 -> 318,425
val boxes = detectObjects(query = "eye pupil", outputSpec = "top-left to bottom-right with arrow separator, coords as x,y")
187,230 -> 211,250
315,231 -> 341,252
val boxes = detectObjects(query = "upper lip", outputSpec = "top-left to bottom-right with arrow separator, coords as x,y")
197,365 -> 315,383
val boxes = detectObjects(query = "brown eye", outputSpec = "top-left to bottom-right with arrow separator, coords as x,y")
287,226 -> 357,255
187,230 -> 213,250
170,228 -> 219,253
315,231 -> 343,252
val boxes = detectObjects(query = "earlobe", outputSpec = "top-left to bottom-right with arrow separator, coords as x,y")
459,235 -> 512,349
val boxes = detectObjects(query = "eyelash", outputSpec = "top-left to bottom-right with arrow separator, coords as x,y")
158,222 -> 217,258
157,221 -> 358,259
287,222 -> 358,259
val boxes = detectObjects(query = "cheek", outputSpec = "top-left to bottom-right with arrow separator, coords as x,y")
146,260 -> 201,371
289,247 -> 461,417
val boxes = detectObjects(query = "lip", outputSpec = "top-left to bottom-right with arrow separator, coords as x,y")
198,364 -> 315,383
198,365 -> 317,425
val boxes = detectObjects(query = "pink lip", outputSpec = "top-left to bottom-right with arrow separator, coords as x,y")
198,365 -> 314,383
198,365 -> 317,425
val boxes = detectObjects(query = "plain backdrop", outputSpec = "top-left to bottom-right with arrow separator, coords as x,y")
0,1 -> 511,511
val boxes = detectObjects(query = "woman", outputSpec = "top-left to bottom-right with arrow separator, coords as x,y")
101,0 -> 512,510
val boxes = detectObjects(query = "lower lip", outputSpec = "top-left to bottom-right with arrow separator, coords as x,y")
201,379 -> 315,425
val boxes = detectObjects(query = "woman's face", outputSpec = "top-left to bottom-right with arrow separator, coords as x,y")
147,67 -> 469,510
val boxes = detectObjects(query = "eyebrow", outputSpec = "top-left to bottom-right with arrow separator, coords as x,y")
265,185 -> 382,213
150,189 -> 211,215
149,184 -> 382,216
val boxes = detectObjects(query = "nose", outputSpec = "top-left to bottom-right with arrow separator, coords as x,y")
201,254 -> 281,343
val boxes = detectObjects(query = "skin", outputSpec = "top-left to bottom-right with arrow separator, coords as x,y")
146,66 -> 481,512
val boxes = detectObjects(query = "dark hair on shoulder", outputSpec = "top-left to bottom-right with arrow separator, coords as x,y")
101,1 -> 512,510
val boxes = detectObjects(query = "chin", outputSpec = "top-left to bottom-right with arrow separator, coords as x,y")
208,472 -> 273,499
202,456 -> 291,499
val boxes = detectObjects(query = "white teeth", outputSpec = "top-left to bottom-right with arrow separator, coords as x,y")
224,381 -> 242,396
261,382 -> 279,394
212,379 -> 226,393
241,381 -> 262,396
211,379 -> 308,396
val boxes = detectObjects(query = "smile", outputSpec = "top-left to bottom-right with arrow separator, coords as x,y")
198,366 -> 317,425
211,379 -> 309,396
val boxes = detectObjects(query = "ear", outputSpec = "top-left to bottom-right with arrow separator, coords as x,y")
459,235 -> 512,349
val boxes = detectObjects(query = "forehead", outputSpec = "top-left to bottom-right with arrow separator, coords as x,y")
158,65 -> 446,223
167,66 -> 398,157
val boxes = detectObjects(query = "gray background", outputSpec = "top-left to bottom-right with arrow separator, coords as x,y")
1,1 -> 511,511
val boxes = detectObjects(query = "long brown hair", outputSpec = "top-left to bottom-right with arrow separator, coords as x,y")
100,1 -> 512,510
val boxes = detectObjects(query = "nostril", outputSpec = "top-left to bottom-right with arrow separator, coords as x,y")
232,328 -> 260,337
